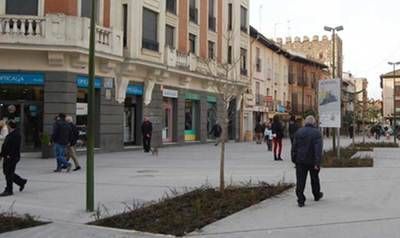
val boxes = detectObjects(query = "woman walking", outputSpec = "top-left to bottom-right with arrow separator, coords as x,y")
271,115 -> 284,161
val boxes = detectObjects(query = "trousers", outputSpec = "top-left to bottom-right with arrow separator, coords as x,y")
296,163 -> 321,204
3,158 -> 25,193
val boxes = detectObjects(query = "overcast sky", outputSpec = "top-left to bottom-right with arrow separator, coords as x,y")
249,0 -> 400,99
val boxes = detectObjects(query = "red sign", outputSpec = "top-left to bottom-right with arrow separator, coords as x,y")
265,96 -> 273,102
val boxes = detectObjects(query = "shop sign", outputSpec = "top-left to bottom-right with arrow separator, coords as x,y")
76,76 -> 102,89
163,89 -> 178,98
0,72 -> 44,85
126,85 -> 144,96
207,95 -> 217,103
185,92 -> 200,100
76,103 -> 88,115
265,96 -> 273,102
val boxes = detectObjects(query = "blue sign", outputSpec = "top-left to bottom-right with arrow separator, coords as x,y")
126,85 -> 143,96
76,76 -> 102,89
277,105 -> 286,113
0,72 -> 44,85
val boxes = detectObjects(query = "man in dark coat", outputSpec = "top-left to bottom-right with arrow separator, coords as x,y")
210,122 -> 222,146
51,113 -> 72,172
0,120 -> 27,196
288,115 -> 298,144
141,117 -> 153,153
291,115 -> 323,207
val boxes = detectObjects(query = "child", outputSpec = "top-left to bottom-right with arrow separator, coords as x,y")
264,124 -> 273,151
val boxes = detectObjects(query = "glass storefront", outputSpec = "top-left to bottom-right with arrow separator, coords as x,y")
185,93 -> 200,141
124,85 -> 143,146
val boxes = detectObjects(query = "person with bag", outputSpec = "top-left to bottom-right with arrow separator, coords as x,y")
271,115 -> 284,161
66,116 -> 81,171
0,120 -> 27,197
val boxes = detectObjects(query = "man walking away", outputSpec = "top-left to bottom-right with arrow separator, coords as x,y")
271,115 -> 284,161
141,117 -> 153,153
288,115 -> 298,144
254,122 -> 264,144
66,116 -> 81,171
210,122 -> 222,146
291,115 -> 323,207
51,113 -> 72,172
0,120 -> 27,196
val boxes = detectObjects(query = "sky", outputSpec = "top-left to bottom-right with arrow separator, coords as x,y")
249,0 -> 400,99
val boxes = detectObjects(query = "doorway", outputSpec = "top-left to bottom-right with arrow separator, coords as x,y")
163,98 -> 174,142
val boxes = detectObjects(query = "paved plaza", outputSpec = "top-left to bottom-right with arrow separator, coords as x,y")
1,137 -> 400,237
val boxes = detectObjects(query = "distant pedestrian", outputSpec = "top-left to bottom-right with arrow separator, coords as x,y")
348,125 -> 354,139
141,117 -> 153,153
264,122 -> 273,151
0,120 -> 9,149
66,116 -> 81,171
291,115 -> 323,207
0,120 -> 27,197
51,113 -> 72,172
254,122 -> 264,144
271,115 -> 284,161
288,115 -> 298,144
210,122 -> 222,146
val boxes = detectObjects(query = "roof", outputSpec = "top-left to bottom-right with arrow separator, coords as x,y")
250,26 -> 328,69
381,69 -> 400,78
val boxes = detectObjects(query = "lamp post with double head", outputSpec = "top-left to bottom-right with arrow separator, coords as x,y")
388,61 -> 400,144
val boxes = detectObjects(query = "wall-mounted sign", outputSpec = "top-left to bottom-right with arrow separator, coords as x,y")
185,92 -> 200,100
207,95 -> 217,103
76,103 -> 88,115
126,85 -> 144,96
163,89 -> 178,98
76,75 -> 102,89
0,72 -> 44,85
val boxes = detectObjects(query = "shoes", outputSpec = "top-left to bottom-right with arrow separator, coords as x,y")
54,169 -> 61,173
314,192 -> 324,201
0,191 -> 13,197
298,202 -> 305,207
19,179 -> 27,192
66,163 -> 72,172
73,166 -> 81,171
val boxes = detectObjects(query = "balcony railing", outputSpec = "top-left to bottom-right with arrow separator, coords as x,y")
208,16 -> 216,32
0,14 -> 123,57
189,8 -> 198,23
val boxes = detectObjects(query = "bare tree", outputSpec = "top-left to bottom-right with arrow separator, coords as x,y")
200,31 -> 248,193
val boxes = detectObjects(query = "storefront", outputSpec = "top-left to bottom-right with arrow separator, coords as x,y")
185,92 -> 201,141
124,84 -> 143,145
207,96 -> 217,139
162,88 -> 178,143
76,75 -> 102,148
0,72 -> 44,151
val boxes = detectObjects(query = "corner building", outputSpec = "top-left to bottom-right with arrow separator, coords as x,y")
0,0 -> 250,152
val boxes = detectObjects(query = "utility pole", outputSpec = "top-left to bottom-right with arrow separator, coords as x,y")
86,0 -> 96,212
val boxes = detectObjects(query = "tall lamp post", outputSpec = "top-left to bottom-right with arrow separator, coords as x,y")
324,25 -> 343,159
86,0 -> 97,212
388,62 -> 400,144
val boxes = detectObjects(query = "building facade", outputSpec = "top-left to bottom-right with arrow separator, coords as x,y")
0,0 -> 250,152
381,70 -> 400,124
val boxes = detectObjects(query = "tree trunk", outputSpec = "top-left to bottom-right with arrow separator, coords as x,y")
219,111 -> 229,193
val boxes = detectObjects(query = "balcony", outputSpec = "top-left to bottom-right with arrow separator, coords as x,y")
189,8 -> 198,24
0,14 -> 123,57
208,16 -> 216,32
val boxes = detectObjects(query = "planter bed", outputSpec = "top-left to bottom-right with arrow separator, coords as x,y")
0,212 -> 48,234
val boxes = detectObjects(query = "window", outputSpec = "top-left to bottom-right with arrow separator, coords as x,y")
122,4 -> 128,48
227,46 -> 232,64
166,0 -> 176,14
165,25 -> 175,49
6,0 -> 38,15
228,4 -> 233,30
142,8 -> 159,51
274,90 -> 277,101
256,47 -> 261,72
266,88 -> 270,96
240,48 -> 247,75
81,0 -> 100,21
255,82 -> 261,105
189,0 -> 198,23
208,0 -> 216,31
240,6 -> 248,32
208,41 -> 215,60
189,34 -> 196,54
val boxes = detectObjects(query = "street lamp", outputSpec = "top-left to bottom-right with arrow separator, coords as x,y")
388,61 -> 400,144
324,25 -> 343,159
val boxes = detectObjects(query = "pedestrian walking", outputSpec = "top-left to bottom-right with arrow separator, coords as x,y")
141,117 -> 153,153
254,122 -> 264,144
288,115 -> 298,144
51,113 -> 72,172
264,122 -> 273,151
210,122 -> 222,146
0,120 -> 9,149
348,125 -> 354,139
66,116 -> 81,171
291,115 -> 323,207
271,115 -> 284,161
0,120 -> 27,197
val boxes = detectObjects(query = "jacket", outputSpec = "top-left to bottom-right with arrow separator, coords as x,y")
254,123 -> 264,133
271,122 -> 284,139
1,128 -> 21,159
291,124 -> 323,166
210,124 -> 222,137
68,122 -> 79,146
141,121 -> 153,137
288,121 -> 298,138
51,120 -> 71,146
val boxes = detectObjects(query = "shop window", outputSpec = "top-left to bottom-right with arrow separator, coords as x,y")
6,0 -> 38,15
185,100 -> 200,141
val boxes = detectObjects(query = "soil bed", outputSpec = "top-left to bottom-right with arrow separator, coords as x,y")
0,213 -> 48,234
91,183 -> 293,237
322,146 -> 373,168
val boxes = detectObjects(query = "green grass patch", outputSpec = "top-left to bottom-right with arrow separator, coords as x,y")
90,182 -> 293,237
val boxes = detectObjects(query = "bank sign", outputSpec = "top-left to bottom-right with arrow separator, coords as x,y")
76,76 -> 102,88
319,79 -> 341,128
0,72 -> 44,85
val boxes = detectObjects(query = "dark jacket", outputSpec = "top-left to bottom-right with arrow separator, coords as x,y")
271,122 -> 284,139
291,124 -> 323,166
210,124 -> 222,137
141,121 -> 153,137
255,123 -> 264,133
68,122 -> 79,146
51,120 -> 71,146
288,121 -> 298,138
1,129 -> 21,159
